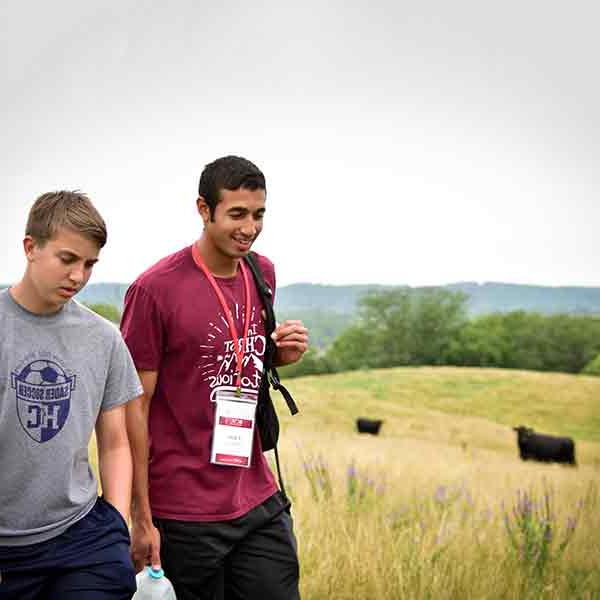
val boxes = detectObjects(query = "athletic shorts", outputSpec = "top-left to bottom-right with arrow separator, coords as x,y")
0,496 -> 135,600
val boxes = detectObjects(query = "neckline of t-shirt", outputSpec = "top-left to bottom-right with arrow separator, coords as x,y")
1,288 -> 69,323
187,246 -> 244,286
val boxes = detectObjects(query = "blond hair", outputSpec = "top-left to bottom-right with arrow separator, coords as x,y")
26,191 -> 107,248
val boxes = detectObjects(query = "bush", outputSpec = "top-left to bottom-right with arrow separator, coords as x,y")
85,302 -> 121,324
582,354 -> 600,376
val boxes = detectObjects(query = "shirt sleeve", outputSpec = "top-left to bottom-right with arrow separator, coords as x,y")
120,282 -> 165,372
101,332 -> 144,411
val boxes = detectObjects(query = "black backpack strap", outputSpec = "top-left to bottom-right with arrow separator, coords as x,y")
244,253 -> 277,366
244,253 -> 299,416
269,368 -> 299,415
273,445 -> 288,502
244,253 -> 276,337
244,253 -> 295,502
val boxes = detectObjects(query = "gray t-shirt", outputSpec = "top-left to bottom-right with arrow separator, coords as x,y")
0,289 -> 143,546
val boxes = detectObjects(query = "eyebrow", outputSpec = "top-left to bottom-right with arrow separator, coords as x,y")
57,250 -> 99,265
226,206 -> 266,214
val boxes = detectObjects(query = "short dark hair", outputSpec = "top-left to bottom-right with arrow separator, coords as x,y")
26,190 -> 107,248
198,156 -> 266,219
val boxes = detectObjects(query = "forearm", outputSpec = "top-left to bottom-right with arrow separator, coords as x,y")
98,438 -> 133,520
126,399 -> 153,524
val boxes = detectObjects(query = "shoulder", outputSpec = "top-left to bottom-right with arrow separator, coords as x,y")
132,246 -> 193,291
68,301 -> 122,342
250,251 -> 276,288
0,288 -> 10,314
125,246 -> 195,308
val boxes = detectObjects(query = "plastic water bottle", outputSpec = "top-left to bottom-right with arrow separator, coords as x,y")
132,567 -> 177,600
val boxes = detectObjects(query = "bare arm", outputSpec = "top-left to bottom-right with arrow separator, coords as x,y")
95,403 -> 133,521
126,370 -> 161,572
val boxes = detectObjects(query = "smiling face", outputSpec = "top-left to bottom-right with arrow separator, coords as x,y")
197,186 -> 266,265
22,227 -> 100,313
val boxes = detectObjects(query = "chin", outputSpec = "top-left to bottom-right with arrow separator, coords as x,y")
224,246 -> 251,258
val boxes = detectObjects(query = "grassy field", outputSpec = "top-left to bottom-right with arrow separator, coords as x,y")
92,367 -> 600,598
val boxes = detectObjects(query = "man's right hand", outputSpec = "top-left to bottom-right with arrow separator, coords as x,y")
130,519 -> 161,573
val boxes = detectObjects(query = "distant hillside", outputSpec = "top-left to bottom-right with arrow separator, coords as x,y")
76,282 -> 131,307
445,282 -> 600,315
275,283 -> 389,313
2,281 -> 600,316
275,282 -> 600,316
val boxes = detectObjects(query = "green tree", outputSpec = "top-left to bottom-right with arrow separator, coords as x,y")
86,302 -> 121,324
278,347 -> 335,378
582,354 -> 600,376
448,312 -> 600,373
411,289 -> 468,364
326,288 -> 468,372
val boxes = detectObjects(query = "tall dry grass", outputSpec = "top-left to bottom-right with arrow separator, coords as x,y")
273,367 -> 600,599
90,367 -> 600,598
278,431 -> 599,599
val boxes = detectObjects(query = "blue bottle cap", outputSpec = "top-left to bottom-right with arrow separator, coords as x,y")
147,566 -> 164,579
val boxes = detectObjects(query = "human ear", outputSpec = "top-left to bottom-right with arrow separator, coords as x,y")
196,197 -> 211,225
23,236 -> 37,261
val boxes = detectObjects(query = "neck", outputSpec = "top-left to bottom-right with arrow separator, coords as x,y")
9,279 -> 63,315
195,236 -> 239,278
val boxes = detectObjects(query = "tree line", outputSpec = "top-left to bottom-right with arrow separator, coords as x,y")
86,293 -> 600,379
279,289 -> 600,378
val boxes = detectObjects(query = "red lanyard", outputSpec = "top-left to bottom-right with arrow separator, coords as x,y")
191,243 -> 252,391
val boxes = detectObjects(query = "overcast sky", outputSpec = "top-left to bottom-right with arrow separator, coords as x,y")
1,0 -> 598,287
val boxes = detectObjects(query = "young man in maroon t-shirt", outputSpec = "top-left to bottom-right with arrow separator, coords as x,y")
121,156 -> 308,600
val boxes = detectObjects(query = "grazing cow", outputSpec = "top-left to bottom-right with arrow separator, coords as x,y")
356,418 -> 383,435
512,426 -> 576,466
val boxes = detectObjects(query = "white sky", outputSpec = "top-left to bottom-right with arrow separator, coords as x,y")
1,0 -> 598,287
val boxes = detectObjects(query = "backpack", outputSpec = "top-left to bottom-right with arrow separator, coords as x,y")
244,253 -> 299,495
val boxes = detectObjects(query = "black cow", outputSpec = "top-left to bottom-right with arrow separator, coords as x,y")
356,418 -> 383,435
512,426 -> 576,466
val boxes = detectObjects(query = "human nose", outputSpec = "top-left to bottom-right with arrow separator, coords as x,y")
239,217 -> 257,237
68,263 -> 85,285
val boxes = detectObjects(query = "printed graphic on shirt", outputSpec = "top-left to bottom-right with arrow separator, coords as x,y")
197,303 -> 266,402
10,354 -> 75,443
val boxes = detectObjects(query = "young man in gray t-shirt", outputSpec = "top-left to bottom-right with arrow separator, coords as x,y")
0,191 -> 143,599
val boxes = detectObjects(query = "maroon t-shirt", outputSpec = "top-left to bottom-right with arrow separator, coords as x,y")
121,246 -> 277,521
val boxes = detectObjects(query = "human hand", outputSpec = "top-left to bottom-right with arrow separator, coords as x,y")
130,519 -> 161,573
271,319 -> 309,366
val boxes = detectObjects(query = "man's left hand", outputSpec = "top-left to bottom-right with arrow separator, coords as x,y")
272,320 -> 309,366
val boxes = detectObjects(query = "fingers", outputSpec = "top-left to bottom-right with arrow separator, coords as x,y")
276,341 -> 309,355
273,336 -> 308,350
271,320 -> 308,344
151,526 -> 162,569
151,548 -> 161,570
132,549 -> 147,574
131,527 -> 162,573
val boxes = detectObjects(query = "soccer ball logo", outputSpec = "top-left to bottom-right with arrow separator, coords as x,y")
11,359 -> 75,443
18,360 -> 69,386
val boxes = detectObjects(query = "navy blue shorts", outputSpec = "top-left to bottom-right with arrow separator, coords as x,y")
0,496 -> 135,600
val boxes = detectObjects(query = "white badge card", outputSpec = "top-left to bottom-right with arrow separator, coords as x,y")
211,391 -> 257,468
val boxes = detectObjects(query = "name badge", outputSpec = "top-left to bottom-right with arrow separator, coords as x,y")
210,391 -> 257,468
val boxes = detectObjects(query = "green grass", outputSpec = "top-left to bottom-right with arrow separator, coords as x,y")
272,367 -> 600,599
90,366 -> 600,599
278,366 -> 600,445
273,367 -> 600,598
